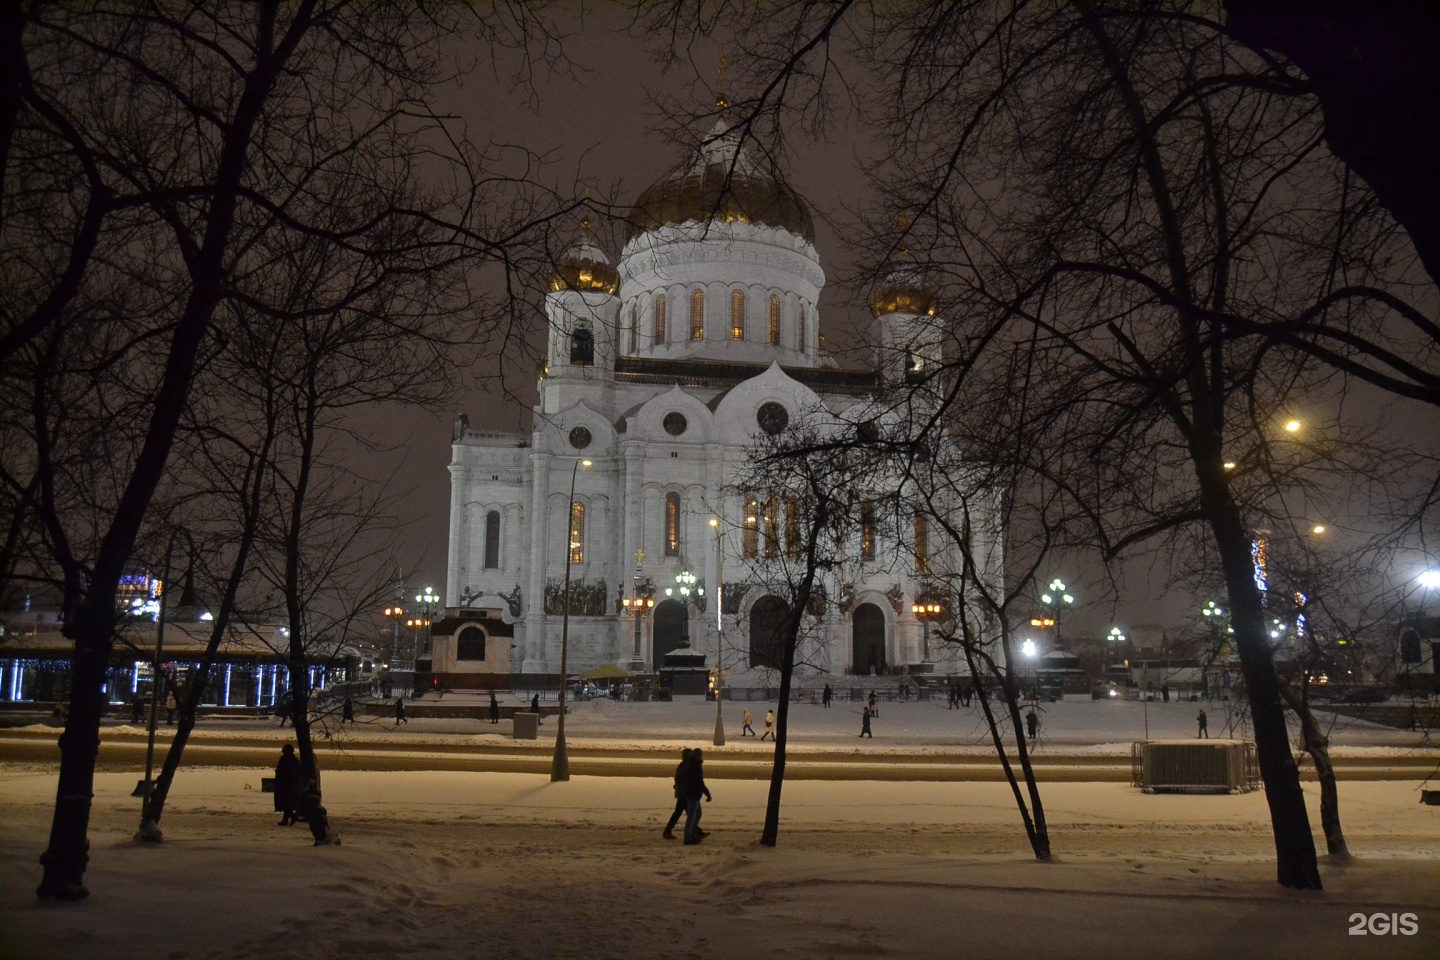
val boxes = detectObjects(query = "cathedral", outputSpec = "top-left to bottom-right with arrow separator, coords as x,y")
432,119 -> 995,690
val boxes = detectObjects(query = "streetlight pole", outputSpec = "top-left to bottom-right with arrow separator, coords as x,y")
711,517 -> 725,746
1040,578 -> 1074,649
622,549 -> 652,672
552,457 -> 591,782
912,595 -> 942,670
138,528 -> 192,840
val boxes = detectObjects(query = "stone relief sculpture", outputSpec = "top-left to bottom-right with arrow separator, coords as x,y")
499,584 -> 523,618
885,583 -> 906,616
545,578 -> 609,616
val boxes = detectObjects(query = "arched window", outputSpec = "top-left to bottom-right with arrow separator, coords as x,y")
484,511 -> 501,569
731,290 -> 746,340
913,511 -> 930,574
569,502 -> 585,564
664,492 -> 681,556
654,294 -> 667,344
769,295 -> 781,345
784,498 -> 800,560
570,320 -> 594,366
798,303 -> 807,350
743,492 -> 759,558
860,501 -> 876,561
690,289 -> 704,340
628,303 -> 638,353
456,626 -> 487,661
763,495 -> 780,558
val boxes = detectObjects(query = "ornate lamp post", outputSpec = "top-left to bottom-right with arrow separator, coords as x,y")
1040,578 -> 1075,649
413,586 -> 439,657
621,549 -> 654,672
383,603 -> 405,667
710,517 -> 725,746
1106,626 -> 1126,667
552,457 -> 591,782
665,570 -> 702,648
911,595 -> 943,670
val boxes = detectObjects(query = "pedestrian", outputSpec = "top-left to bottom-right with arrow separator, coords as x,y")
165,689 -> 177,725
1026,708 -> 1039,746
341,696 -> 354,724
394,696 -> 407,725
1162,682 -> 1171,704
741,707 -> 755,737
489,691 -> 500,724
868,691 -> 879,718
1196,708 -> 1209,739
131,695 -> 145,725
760,708 -> 775,741
662,748 -> 692,839
822,683 -> 833,708
679,747 -> 712,845
273,744 -> 301,826
859,704 -> 873,738
531,693 -> 541,725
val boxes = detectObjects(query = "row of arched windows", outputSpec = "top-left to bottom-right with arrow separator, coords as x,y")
626,292 -> 810,351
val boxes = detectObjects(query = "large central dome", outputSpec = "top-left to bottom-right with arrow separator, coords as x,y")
625,122 -> 814,243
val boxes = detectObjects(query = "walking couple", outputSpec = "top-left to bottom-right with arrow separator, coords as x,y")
662,747 -> 712,845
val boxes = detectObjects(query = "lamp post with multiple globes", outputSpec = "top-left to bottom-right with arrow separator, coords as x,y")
621,549 -> 654,672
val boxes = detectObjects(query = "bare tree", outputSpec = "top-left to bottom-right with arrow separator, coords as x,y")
2,3 -> 569,900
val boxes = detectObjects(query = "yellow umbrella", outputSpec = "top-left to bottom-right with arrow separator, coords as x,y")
581,664 -> 637,680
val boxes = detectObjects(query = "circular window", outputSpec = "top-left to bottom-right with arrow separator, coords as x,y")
663,412 -> 688,436
568,426 -> 592,449
757,402 -> 789,435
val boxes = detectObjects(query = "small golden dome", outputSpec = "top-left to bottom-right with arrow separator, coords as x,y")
625,123 -> 814,243
548,224 -> 619,295
870,267 -> 937,318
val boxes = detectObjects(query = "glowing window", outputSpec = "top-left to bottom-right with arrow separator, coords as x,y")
731,290 -> 746,340
860,501 -> 876,561
785,498 -> 800,560
769,295 -> 781,345
690,289 -> 704,340
665,492 -> 681,556
569,502 -> 585,564
654,294 -> 667,344
763,495 -> 780,559
913,512 -> 930,574
743,493 -> 759,558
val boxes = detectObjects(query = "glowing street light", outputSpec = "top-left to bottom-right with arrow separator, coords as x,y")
1039,578 -> 1075,647
552,457 -> 592,783
1284,419 -> 1302,433
1106,626 -> 1126,663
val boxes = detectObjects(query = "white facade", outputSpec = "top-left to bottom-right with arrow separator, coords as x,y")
439,125 -> 997,685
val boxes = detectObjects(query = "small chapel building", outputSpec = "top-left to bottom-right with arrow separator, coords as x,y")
433,120 -> 997,690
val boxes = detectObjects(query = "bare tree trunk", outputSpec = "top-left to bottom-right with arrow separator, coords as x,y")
1278,681 -> 1349,861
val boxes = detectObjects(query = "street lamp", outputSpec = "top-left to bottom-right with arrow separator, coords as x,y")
137,528 -> 194,841
621,549 -> 654,672
383,604 -> 405,666
711,517 -> 725,746
1106,626 -> 1126,668
413,586 -> 439,658
665,569 -> 703,649
552,457 -> 591,782
912,596 -> 943,668
1039,578 -> 1074,648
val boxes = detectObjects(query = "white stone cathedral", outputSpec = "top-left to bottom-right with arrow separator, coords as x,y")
433,121 -> 996,690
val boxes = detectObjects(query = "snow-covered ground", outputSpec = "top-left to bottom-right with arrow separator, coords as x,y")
2,696 -> 1438,959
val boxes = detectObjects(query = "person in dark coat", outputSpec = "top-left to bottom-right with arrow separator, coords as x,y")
131,695 -> 145,724
679,748 -> 712,845
531,693 -> 541,724
1026,708 -> 1039,746
822,683 -> 833,708
165,689 -> 178,725
859,705 -> 873,738
341,696 -> 354,724
1197,708 -> 1209,738
867,691 -> 879,718
394,696 -> 407,725
662,748 -> 692,839
273,744 -> 302,826
489,691 -> 500,724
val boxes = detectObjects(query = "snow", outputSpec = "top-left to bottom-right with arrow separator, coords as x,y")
2,696 -> 1438,959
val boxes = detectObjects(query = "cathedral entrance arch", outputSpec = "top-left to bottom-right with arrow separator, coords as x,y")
852,603 -> 887,676
749,596 -> 789,669
653,599 -> 688,667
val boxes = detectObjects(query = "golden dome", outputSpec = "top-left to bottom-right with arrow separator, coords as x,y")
625,124 -> 814,243
870,266 -> 937,318
548,226 -> 619,295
